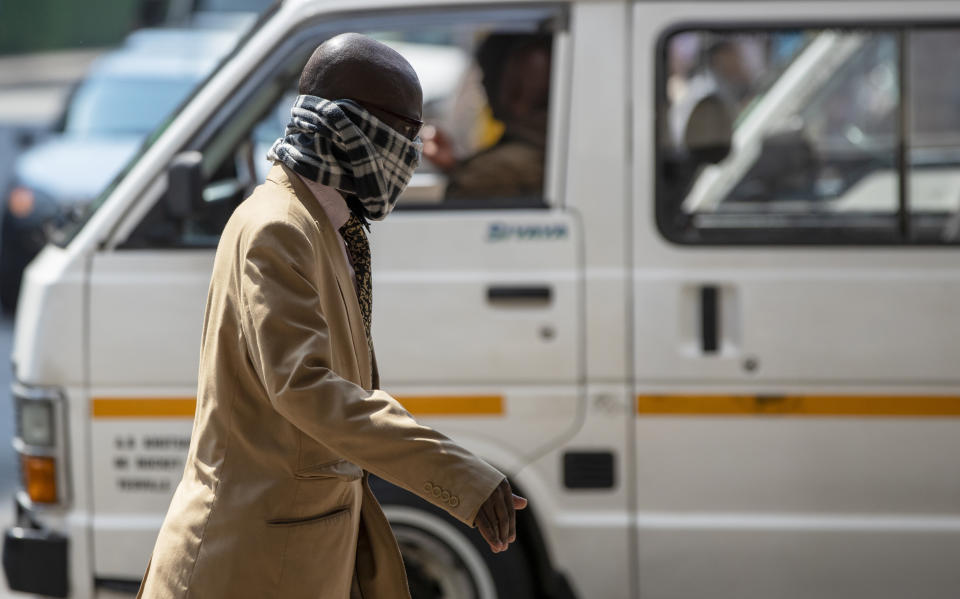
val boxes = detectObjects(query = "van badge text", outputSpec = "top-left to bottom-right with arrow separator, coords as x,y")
488,222 -> 568,242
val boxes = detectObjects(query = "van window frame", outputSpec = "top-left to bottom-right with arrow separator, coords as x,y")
114,4 -> 569,250
653,20 -> 960,247
245,6 -> 567,213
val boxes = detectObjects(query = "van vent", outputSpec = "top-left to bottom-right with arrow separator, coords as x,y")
563,451 -> 614,489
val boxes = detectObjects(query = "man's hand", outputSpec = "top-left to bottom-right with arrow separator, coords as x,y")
421,125 -> 457,172
475,478 -> 527,553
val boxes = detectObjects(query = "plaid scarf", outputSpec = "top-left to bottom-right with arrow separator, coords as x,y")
267,95 -> 423,221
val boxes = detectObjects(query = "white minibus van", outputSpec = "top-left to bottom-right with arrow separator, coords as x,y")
7,1 -> 960,597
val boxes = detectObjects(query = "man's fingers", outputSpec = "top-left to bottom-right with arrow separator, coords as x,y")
480,501 -> 502,550
477,481 -> 531,553
493,485 -> 509,548
504,483 -> 516,543
476,513 -> 500,552
513,494 -> 528,510
475,512 -> 494,545
506,500 -> 516,544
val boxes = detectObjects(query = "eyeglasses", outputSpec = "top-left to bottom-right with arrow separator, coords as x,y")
347,98 -> 423,141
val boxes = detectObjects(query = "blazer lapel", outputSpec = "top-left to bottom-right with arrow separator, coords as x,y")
268,165 -> 373,388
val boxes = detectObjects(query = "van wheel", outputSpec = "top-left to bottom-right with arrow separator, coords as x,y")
374,479 -> 536,599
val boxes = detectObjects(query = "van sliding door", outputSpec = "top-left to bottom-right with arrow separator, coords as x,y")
633,3 -> 960,598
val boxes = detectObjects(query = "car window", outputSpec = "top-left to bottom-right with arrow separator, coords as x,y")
122,7 -> 562,249
66,77 -> 200,137
656,25 -> 960,245
247,30 -> 553,208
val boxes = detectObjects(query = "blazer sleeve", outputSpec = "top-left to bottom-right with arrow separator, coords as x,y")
238,219 -> 504,527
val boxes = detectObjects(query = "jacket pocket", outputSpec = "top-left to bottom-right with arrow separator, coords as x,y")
293,458 -> 363,481
267,506 -> 350,527
270,503 -> 358,598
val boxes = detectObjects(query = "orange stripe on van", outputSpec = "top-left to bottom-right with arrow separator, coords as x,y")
636,394 -> 960,417
397,395 -> 503,416
92,398 -> 197,418
91,395 -> 503,419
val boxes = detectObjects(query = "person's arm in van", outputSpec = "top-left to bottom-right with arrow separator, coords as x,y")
238,218 -> 525,552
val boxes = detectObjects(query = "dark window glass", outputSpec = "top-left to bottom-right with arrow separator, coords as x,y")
907,29 -> 960,243
657,25 -> 960,245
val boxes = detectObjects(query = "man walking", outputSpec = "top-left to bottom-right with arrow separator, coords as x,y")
137,33 -> 525,598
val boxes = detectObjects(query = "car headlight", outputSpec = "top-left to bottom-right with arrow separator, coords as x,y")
7,186 -> 35,218
18,400 -> 54,447
12,383 -> 68,506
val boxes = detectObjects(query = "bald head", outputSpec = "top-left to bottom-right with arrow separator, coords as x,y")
299,33 -> 423,123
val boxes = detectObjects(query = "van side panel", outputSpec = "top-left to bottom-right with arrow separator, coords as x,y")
632,3 -> 960,598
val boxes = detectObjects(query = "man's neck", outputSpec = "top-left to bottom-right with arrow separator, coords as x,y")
296,173 -> 351,231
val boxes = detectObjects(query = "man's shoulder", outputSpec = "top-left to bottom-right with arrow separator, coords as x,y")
226,178 -> 318,245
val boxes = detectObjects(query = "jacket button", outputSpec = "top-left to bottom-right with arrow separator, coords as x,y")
424,482 -> 433,493
432,486 -> 442,498
449,496 -> 460,508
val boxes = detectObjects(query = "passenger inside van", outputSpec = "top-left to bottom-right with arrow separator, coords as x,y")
668,36 -> 758,164
423,33 -> 552,200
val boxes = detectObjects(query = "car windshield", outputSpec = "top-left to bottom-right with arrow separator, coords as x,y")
65,77 -> 199,137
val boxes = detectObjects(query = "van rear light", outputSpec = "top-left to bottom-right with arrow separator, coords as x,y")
21,456 -> 57,504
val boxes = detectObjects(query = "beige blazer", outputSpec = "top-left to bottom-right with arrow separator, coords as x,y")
136,165 -> 504,599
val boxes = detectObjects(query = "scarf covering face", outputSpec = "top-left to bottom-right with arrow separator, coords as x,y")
267,95 -> 423,221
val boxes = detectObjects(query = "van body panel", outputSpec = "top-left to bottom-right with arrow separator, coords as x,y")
637,526 -> 960,599
510,380 -> 633,599
563,0 -> 631,383
89,251 -> 213,386
632,2 -> 960,597
633,272 -> 960,382
32,386 -> 98,598
527,6 -> 634,595
373,211 -> 581,385
11,247 -> 86,386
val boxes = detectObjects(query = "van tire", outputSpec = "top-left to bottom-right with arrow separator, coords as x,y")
371,476 -> 537,599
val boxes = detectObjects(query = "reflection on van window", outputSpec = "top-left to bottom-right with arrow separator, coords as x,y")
658,27 -> 960,244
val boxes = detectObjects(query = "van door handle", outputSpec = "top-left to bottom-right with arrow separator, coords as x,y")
486,285 -> 552,304
700,285 -> 719,353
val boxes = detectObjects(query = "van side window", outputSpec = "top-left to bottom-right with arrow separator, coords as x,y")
656,27 -> 960,245
251,31 -> 554,211
122,12 -> 558,249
